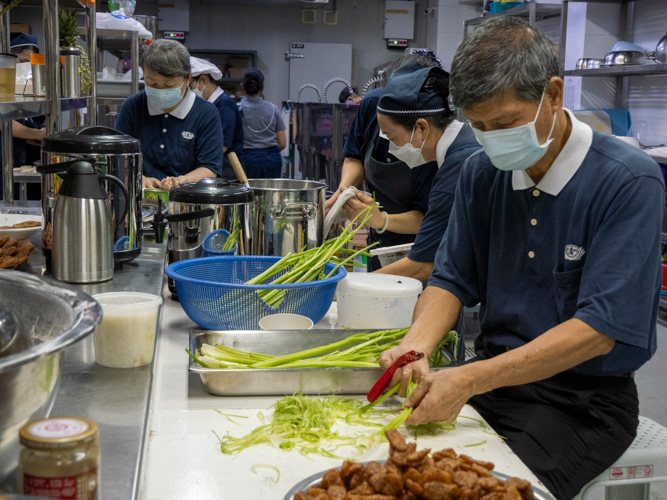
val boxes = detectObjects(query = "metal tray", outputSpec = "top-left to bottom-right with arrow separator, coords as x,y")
190,329 -> 411,397
283,462 -> 556,500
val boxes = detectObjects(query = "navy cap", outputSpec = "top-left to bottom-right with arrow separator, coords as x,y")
10,32 -> 39,51
377,61 -> 447,117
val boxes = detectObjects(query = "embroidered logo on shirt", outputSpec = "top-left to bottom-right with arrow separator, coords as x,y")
564,244 -> 585,261
182,131 -> 195,140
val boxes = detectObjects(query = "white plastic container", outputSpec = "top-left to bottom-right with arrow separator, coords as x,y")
336,274 -> 423,329
258,313 -> 314,331
92,292 -> 162,368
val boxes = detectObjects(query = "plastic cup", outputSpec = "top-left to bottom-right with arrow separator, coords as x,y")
92,292 -> 162,368
258,314 -> 314,331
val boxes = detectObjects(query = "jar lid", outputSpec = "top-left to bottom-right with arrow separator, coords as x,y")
41,126 -> 141,154
60,47 -> 80,56
20,418 -> 98,450
169,177 -> 254,204
337,273 -> 423,297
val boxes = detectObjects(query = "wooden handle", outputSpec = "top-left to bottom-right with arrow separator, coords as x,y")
228,152 -> 249,185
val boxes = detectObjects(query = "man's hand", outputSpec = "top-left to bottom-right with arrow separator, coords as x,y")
325,183 -> 349,213
142,176 -> 162,189
404,366 -> 476,425
379,345 -> 431,398
343,191 -> 385,228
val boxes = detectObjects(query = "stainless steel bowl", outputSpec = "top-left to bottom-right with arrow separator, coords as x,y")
603,50 -> 648,66
576,58 -> 603,69
0,271 -> 102,484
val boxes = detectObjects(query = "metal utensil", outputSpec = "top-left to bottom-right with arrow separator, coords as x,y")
576,58 -> 604,69
654,32 -> 667,64
0,271 -> 102,484
0,305 -> 19,355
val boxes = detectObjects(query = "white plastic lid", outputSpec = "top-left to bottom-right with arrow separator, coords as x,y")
337,273 -> 423,297
93,292 -> 163,309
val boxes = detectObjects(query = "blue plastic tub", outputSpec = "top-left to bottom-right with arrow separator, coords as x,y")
202,229 -> 236,257
489,2 -> 526,13
165,256 -> 347,330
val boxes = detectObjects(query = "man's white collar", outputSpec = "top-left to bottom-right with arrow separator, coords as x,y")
436,120 -> 464,168
147,89 -> 196,119
512,108 -> 593,196
208,87 -> 224,103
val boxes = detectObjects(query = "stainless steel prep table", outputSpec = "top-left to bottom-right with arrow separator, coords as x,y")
0,200 -> 166,500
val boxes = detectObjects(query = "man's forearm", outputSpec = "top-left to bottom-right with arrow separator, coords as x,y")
375,257 -> 433,281
462,318 -> 616,396
340,158 -> 365,189
402,286 -> 462,355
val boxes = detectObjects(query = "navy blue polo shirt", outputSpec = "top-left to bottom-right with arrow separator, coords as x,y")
429,110 -> 664,376
115,90 -> 223,180
209,88 -> 244,180
342,87 -> 437,216
409,121 -> 480,263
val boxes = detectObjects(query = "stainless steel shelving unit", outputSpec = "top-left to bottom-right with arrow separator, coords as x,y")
564,64 -> 667,78
1,0 -> 97,204
463,0 -> 562,37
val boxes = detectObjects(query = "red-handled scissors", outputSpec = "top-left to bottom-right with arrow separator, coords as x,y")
367,350 -> 424,403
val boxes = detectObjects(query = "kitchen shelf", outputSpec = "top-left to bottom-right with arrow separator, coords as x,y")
465,0 -> 561,28
0,96 -> 47,120
564,64 -> 667,78
459,0 -> 483,6
97,97 -> 127,106
61,96 -> 91,111
77,27 -> 139,39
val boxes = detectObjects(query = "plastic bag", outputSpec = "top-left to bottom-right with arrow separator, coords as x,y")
96,10 -> 151,37
108,0 -> 135,16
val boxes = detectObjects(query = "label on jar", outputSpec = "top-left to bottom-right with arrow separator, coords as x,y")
23,468 -> 98,500
29,418 -> 89,439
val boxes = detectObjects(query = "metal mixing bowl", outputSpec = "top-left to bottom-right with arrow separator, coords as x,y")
0,271 -> 102,484
603,50 -> 648,66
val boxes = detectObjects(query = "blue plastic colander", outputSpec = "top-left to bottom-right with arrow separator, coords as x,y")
202,229 -> 237,257
165,256 -> 347,330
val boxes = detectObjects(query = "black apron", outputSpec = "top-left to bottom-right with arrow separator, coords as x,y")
362,123 -> 418,271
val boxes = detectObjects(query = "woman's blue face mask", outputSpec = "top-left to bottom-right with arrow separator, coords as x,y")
145,79 -> 187,110
471,91 -> 557,171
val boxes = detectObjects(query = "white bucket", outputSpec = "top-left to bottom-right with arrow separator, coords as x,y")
336,274 -> 422,329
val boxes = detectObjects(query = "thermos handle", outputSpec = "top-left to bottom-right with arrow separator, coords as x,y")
99,174 -> 130,224
35,157 -> 97,175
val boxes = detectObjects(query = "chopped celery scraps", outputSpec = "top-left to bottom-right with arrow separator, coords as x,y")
188,328 -> 460,370
212,392 -> 480,460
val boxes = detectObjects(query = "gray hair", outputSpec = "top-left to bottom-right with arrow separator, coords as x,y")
141,39 -> 191,79
450,17 -> 559,110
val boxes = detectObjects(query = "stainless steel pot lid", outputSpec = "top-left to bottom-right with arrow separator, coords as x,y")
169,177 -> 254,204
41,126 -> 141,154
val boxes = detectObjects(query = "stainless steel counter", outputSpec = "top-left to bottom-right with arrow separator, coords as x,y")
1,200 -> 166,500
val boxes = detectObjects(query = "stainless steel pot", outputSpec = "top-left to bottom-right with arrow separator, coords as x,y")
0,271 -> 102,484
60,47 -> 81,98
40,126 -> 143,263
246,179 -> 326,257
157,178 -> 254,296
655,32 -> 667,64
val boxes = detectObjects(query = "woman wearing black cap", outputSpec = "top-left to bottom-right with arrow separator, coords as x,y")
239,69 -> 286,178
343,62 -> 480,282
326,54 -> 442,272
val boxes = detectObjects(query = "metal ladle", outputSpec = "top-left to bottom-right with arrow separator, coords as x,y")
0,305 -> 19,355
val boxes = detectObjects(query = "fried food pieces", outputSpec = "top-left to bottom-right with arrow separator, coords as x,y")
0,220 -> 41,229
0,236 -> 34,268
294,429 -> 535,500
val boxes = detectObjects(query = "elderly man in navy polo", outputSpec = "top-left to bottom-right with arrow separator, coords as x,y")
379,17 -> 664,500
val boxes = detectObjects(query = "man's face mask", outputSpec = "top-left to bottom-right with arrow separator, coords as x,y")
471,91 -> 557,171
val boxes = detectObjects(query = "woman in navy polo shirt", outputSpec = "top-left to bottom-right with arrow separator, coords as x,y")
189,57 -> 244,181
115,40 -> 223,189
343,62 -> 480,281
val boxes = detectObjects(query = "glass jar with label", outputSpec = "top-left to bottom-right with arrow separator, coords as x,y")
18,417 -> 100,500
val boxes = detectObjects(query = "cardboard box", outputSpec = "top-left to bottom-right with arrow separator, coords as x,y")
10,23 -> 31,34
